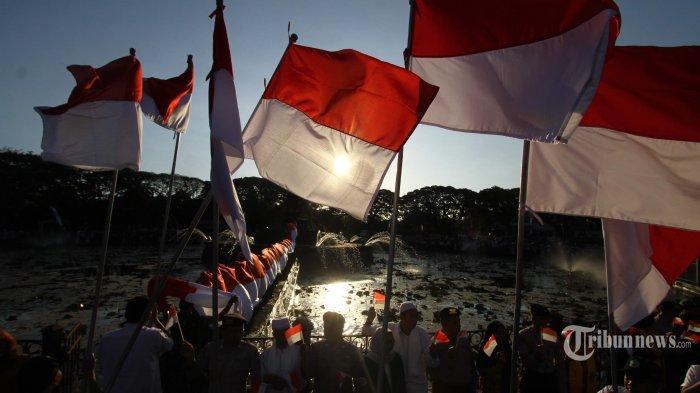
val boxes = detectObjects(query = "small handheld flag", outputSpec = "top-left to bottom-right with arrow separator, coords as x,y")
482,334 -> 498,357
433,329 -> 450,344
285,323 -> 304,345
373,291 -> 385,308
541,327 -> 558,343
164,304 -> 178,330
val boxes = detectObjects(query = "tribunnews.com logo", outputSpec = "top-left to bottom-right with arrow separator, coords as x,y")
562,325 -> 694,361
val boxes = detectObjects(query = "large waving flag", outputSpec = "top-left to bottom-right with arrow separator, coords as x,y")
603,219 -> 700,330
35,52 -> 143,170
208,3 -> 253,262
408,0 -> 620,142
526,46 -> 700,329
141,55 -> 194,133
243,44 -> 438,220
527,46 -> 700,230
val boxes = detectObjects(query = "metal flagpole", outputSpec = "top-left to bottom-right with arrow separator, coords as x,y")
376,149 -> 404,393
82,168 -> 119,393
509,140 -> 531,393
603,224 -> 619,389
158,132 -> 182,261
210,202 -> 220,393
375,3 -> 414,391
101,192 -> 212,393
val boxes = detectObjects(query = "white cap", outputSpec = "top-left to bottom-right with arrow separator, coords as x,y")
271,317 -> 291,331
399,302 -> 417,314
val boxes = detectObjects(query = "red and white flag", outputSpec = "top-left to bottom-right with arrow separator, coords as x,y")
683,321 -> 700,343
208,4 -> 253,262
541,327 -> 558,343
482,334 -> 498,357
147,276 -> 253,322
285,323 -> 303,346
527,46 -> 700,230
243,44 -> 438,221
373,291 -> 385,308
141,55 -> 194,133
527,46 -> 700,330
35,53 -> 143,170
408,0 -> 619,142
433,330 -> 450,344
164,304 -> 179,330
604,219 -> 700,330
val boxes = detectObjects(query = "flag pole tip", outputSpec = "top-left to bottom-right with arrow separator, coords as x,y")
129,48 -> 136,56
289,33 -> 298,44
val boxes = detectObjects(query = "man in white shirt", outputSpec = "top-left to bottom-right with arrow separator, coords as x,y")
260,317 -> 303,393
363,302 -> 435,393
97,296 -> 173,393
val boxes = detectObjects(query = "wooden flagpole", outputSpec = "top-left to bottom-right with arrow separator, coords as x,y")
82,168 -> 119,393
509,140 -> 530,393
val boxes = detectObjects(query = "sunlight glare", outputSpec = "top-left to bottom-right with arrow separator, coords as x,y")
322,281 -> 352,312
333,155 -> 352,176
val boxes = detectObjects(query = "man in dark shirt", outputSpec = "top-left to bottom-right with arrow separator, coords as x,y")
182,313 -> 261,393
309,311 -> 365,393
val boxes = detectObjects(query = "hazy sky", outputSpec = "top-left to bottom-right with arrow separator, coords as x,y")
1,1 -> 698,194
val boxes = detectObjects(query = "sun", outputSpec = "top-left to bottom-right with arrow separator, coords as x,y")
333,155 -> 351,176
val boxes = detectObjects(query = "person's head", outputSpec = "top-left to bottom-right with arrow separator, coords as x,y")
219,313 -> 246,346
623,357 -> 662,393
529,304 -> 550,328
271,317 -> 291,348
1,330 -> 18,362
293,316 -> 314,344
438,306 -> 461,337
485,321 -> 509,347
125,296 -> 150,323
369,329 -> 395,356
16,356 -> 62,393
200,242 -> 236,268
657,300 -> 679,318
679,297 -> 700,320
322,312 -> 345,342
399,302 -> 419,333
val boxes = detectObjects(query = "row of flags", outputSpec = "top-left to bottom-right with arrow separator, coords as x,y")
36,0 -> 699,331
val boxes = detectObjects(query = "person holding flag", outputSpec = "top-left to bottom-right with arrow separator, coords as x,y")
476,321 -> 511,393
427,306 -> 475,393
260,317 -> 303,393
516,304 -> 566,393
363,302 -> 435,393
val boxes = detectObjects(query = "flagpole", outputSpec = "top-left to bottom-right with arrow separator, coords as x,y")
82,168 -> 119,393
374,4 -> 418,392
101,192 -> 212,393
210,201 -> 220,393
603,225 -> 619,388
509,140 -> 530,393
158,129 -> 182,261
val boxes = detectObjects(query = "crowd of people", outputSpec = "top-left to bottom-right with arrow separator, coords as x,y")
2,295 -> 699,392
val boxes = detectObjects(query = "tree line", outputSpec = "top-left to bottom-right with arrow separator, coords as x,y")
0,149 -> 602,251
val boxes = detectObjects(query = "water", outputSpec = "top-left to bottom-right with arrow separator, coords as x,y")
0,234 -> 608,340
292,233 -> 608,336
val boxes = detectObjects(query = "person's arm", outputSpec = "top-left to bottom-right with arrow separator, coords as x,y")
362,307 -> 378,336
682,365 -> 700,393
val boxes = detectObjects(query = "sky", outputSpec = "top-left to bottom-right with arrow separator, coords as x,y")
1,1 -> 698,195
